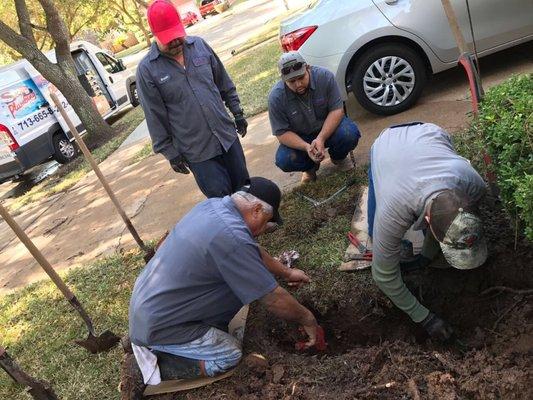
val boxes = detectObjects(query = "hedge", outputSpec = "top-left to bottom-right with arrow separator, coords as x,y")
455,74 -> 532,240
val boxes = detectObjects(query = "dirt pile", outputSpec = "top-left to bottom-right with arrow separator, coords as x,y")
151,199 -> 532,400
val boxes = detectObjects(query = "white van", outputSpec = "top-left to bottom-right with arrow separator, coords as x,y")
0,41 -> 139,182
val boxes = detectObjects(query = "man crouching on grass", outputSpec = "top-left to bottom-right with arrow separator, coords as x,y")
124,177 -> 318,395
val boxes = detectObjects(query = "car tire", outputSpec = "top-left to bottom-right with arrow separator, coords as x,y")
351,43 -> 427,115
130,83 -> 140,107
53,133 -> 78,164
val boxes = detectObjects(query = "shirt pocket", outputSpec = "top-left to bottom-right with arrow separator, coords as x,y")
287,107 -> 305,128
312,97 -> 328,120
192,55 -> 214,81
156,72 -> 186,104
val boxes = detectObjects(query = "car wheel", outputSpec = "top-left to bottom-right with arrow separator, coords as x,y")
351,43 -> 427,115
130,83 -> 140,107
53,133 -> 78,164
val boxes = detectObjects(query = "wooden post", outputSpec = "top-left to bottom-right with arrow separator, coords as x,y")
441,0 -> 469,53
49,93 -> 150,256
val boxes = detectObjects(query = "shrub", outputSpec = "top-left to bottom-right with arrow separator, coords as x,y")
455,74 -> 532,239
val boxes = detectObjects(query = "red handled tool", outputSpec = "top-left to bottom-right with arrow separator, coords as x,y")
347,232 -> 372,256
295,325 -> 328,352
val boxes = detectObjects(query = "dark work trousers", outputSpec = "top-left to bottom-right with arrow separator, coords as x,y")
275,117 -> 360,172
188,139 -> 249,198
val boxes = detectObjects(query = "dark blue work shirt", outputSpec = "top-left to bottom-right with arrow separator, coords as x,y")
136,37 -> 242,163
268,66 -> 343,137
129,196 -> 278,346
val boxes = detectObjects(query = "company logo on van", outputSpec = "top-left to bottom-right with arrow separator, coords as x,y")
0,79 -> 46,119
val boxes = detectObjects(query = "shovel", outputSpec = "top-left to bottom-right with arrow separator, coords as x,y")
0,346 -> 59,400
49,93 -> 154,263
0,203 -> 120,353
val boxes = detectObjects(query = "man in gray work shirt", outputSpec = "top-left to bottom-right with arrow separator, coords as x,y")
368,122 -> 488,342
128,177 -> 318,388
137,0 -> 249,198
269,52 -> 361,183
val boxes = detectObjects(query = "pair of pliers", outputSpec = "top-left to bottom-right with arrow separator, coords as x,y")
347,232 -> 372,256
349,253 -> 373,261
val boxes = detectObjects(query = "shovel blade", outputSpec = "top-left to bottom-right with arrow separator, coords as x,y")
74,330 -> 120,354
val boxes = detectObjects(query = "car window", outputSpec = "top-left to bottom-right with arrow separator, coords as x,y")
96,53 -> 120,74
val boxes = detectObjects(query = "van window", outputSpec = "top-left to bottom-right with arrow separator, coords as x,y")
96,53 -> 121,74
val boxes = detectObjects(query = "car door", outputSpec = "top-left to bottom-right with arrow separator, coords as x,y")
372,0 -> 532,64
94,52 -> 130,105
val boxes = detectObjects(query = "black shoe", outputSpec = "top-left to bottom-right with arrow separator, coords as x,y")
152,350 -> 204,380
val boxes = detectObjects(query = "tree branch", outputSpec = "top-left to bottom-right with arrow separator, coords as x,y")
36,0 -> 72,71
134,0 -> 149,8
0,20 -> 56,76
70,2 -> 104,39
14,0 -> 37,44
30,23 -> 48,32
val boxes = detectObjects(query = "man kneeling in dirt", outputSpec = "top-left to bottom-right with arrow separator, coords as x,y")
126,177 -> 318,390
368,122 -> 488,342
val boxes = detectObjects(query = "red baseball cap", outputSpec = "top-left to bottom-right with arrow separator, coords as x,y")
147,0 -> 186,45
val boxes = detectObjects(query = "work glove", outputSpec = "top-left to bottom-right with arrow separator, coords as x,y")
169,155 -> 190,174
420,312 -> 455,342
234,112 -> 248,137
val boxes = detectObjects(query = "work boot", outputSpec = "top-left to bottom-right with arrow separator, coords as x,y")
120,353 -> 146,400
331,156 -> 354,172
301,164 -> 319,183
152,350 -> 206,380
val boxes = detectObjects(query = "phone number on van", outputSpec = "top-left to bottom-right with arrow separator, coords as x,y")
16,101 -> 68,131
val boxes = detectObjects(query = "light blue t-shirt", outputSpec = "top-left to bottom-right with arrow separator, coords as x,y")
129,196 -> 277,346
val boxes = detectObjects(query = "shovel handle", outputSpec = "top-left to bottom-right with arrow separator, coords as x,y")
0,203 -> 96,335
0,203 -> 75,300
49,93 -> 150,254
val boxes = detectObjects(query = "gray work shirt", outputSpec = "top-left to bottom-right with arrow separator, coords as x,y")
370,122 -> 486,322
129,196 -> 278,346
268,66 -> 343,137
136,37 -> 241,163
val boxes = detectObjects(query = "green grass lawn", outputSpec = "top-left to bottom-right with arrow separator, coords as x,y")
0,168 -> 363,399
227,39 -> 282,117
116,42 -> 149,59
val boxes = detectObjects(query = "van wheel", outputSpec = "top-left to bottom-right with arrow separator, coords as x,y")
351,43 -> 427,115
130,83 -> 140,107
53,133 -> 78,164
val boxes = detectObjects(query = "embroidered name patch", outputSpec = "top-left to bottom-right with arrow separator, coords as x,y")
159,75 -> 170,83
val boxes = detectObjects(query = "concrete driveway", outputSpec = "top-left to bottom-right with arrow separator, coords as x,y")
0,20 -> 531,293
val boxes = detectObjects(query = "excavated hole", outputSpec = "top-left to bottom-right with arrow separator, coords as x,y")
267,302 -> 421,356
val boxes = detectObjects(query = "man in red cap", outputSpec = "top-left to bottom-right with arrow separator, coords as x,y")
137,0 -> 249,198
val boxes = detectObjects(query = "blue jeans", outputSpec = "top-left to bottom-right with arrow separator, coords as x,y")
367,163 -> 376,238
150,327 -> 242,377
188,139 -> 249,198
275,116 -> 361,172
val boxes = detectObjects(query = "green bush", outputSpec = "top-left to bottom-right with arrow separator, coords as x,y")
456,74 -> 532,239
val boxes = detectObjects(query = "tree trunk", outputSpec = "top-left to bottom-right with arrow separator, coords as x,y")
0,1 -> 114,145
50,68 -> 115,145
133,3 -> 151,48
